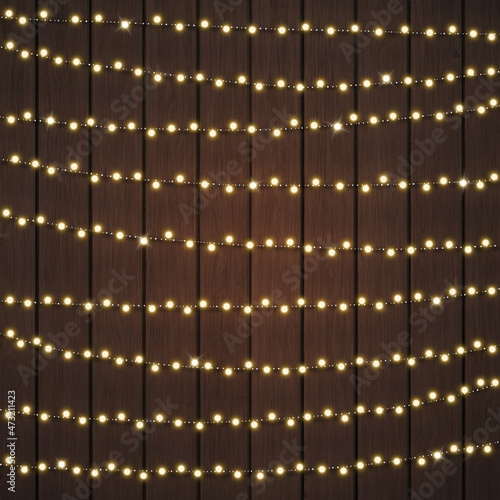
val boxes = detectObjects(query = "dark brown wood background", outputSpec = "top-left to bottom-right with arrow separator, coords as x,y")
1,1 -> 500,499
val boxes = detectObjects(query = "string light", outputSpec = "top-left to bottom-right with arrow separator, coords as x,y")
1,284 -> 497,318
7,375 -> 498,432
2,13 -> 498,41
2,208 -> 496,258
4,439 -> 497,480
2,42 -> 498,95
2,328 -> 494,377
2,92 -> 497,141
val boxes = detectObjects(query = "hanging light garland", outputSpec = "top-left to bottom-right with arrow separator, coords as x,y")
2,328 -> 495,377
2,156 -> 499,195
2,100 -> 498,140
2,40 -> 498,94
1,208 -> 496,259
1,285 -> 497,317
6,377 -> 498,433
3,439 -> 497,480
3,10 -> 498,42
1,94 -> 498,140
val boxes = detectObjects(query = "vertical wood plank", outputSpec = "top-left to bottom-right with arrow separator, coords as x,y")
464,1 -> 500,498
410,2 -> 464,499
356,1 -> 410,499
198,1 -> 251,499
91,1 -> 143,498
144,1 -> 198,499
251,2 -> 303,499
303,1 -> 356,499
0,2 -> 36,498
37,2 -> 90,498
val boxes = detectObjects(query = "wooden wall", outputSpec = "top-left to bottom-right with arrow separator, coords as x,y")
1,1 -> 499,499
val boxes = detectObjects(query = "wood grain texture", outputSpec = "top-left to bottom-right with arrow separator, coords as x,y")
90,1 -> 143,499
303,1 -> 356,499
37,1 -> 90,498
0,1 -> 36,498
410,1 -> 464,499
249,2 -> 303,499
0,1 -> 499,499
464,1 -> 500,499
144,1 -> 198,499
356,1 -> 410,499
198,1 -> 251,499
